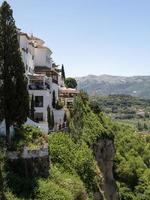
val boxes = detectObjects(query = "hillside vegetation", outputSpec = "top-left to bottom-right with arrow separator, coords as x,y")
90,95 -> 150,133
1,95 -> 150,200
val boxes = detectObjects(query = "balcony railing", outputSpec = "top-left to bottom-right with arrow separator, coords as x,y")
52,79 -> 58,84
28,83 -> 50,90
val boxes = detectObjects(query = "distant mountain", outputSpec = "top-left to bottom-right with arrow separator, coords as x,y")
76,75 -> 150,98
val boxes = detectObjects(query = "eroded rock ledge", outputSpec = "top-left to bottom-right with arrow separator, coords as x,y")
93,139 -> 119,200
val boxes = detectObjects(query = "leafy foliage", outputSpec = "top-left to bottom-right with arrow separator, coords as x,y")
65,77 -> 77,88
49,133 -> 97,193
11,125 -> 48,151
55,100 -> 64,110
113,123 -> 150,199
36,165 -> 89,200
69,96 -> 114,144
4,191 -> 21,200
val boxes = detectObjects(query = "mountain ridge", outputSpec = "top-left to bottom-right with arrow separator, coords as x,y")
76,74 -> 150,98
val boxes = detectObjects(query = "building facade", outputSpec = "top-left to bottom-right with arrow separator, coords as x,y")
0,29 -> 78,135
18,30 -> 60,123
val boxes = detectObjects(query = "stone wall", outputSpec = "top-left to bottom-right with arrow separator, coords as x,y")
7,144 -> 50,178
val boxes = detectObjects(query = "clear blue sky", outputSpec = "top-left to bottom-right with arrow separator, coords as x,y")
1,0 -> 150,77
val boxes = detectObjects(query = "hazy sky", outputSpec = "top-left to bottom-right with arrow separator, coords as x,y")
1,0 -> 150,77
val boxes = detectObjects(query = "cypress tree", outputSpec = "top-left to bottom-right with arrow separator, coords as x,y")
0,1 -> 29,145
61,64 -> 65,80
137,122 -> 143,131
51,110 -> 54,130
144,123 -> 148,130
64,111 -> 67,122
52,90 -> 56,108
47,106 -> 51,131
30,94 -> 35,121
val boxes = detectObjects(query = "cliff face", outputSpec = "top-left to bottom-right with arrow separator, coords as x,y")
93,139 -> 119,200
6,146 -> 50,178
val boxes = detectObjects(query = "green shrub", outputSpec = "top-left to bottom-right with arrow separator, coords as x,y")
49,133 -> 98,193
36,180 -> 73,200
36,165 -> 89,200
5,191 -> 21,200
114,123 -> 150,198
55,100 -> 64,110
49,165 -> 88,200
69,96 -> 114,144
11,125 -> 48,151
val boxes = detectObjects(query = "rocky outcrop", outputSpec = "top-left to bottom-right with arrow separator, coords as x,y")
93,139 -> 119,200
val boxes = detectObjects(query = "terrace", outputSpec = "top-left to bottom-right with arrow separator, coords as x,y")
34,66 -> 59,85
28,74 -> 51,90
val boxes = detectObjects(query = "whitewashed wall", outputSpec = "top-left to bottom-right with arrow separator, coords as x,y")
29,90 -> 52,122
34,48 -> 52,68
20,35 -> 34,74
0,120 -> 14,136
53,109 -> 65,124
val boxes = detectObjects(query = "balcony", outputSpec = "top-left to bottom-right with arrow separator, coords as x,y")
28,73 -> 51,90
52,78 -> 58,84
28,83 -> 50,90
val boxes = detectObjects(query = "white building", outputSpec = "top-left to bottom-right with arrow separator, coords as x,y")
18,31 -> 35,75
59,87 -> 79,108
0,29 -> 78,135
28,74 -> 52,122
18,31 -> 61,125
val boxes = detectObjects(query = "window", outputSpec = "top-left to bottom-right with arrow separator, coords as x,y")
35,96 -> 43,107
34,112 -> 43,122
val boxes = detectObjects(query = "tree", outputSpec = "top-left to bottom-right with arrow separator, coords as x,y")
64,111 -> 67,122
0,1 -> 29,145
61,64 -> 65,80
145,112 -> 149,119
90,101 -> 102,114
47,106 -> 51,131
52,90 -> 56,108
144,123 -> 148,130
137,122 -> 143,131
79,90 -> 89,104
30,94 -> 35,121
65,77 -> 77,88
51,110 -> 54,130
0,151 -> 5,200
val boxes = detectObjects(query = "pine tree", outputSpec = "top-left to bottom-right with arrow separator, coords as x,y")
30,94 -> 35,121
61,64 -> 65,80
52,90 -> 56,108
0,1 -> 29,145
